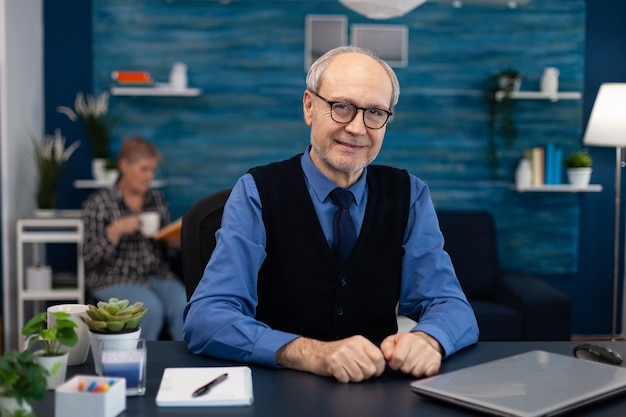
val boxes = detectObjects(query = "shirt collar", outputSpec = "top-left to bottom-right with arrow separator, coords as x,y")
300,146 -> 367,206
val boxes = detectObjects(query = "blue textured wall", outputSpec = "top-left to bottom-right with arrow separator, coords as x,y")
90,0 -> 585,275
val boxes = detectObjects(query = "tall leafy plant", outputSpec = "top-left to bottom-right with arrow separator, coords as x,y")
32,129 -> 80,209
57,91 -> 115,160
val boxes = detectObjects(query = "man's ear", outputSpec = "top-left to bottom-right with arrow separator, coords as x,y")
303,91 -> 314,127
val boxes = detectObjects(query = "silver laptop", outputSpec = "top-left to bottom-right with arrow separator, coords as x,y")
410,350 -> 626,417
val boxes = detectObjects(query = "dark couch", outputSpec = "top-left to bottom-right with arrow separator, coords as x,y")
437,211 -> 571,341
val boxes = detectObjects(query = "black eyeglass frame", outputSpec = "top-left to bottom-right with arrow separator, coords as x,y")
308,90 -> 393,130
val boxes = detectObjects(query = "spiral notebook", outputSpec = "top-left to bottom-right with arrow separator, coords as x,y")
410,350 -> 626,417
156,366 -> 253,407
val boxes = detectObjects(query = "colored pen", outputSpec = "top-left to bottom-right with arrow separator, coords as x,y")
191,373 -> 229,398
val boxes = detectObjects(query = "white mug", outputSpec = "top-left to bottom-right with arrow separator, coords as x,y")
47,304 -> 90,366
139,211 -> 160,238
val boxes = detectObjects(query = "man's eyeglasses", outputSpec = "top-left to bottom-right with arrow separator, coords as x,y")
309,91 -> 392,130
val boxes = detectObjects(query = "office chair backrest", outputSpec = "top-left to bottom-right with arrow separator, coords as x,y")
437,210 -> 499,300
180,188 -> 231,300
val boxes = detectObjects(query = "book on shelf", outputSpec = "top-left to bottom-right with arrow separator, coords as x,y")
522,143 -> 564,187
111,70 -> 153,86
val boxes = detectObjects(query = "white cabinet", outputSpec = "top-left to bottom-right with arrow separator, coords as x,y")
16,218 -> 85,350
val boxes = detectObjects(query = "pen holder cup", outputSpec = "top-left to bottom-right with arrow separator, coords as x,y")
98,339 -> 146,396
55,375 -> 126,417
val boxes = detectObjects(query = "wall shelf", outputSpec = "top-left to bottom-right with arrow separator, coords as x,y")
495,91 -> 582,102
110,83 -> 201,97
513,184 -> 602,193
73,179 -> 166,189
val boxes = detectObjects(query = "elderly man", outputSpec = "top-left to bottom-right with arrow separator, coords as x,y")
183,46 -> 478,383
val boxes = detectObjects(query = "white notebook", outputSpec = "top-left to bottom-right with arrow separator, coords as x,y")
156,366 -> 254,407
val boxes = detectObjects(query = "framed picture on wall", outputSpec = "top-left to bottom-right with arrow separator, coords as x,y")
350,24 -> 408,67
305,15 -> 348,70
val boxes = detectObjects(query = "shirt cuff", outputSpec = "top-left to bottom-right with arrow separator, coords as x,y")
252,330 -> 300,367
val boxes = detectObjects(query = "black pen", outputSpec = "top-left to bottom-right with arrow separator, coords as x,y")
191,373 -> 229,398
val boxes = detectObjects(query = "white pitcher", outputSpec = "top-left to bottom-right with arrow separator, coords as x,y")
540,67 -> 559,95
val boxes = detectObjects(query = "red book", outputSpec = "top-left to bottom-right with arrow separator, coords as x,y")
111,70 -> 152,84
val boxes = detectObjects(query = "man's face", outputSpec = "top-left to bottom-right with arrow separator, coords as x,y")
303,53 -> 393,187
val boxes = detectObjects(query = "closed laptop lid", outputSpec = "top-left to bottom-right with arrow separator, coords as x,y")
410,350 -> 626,417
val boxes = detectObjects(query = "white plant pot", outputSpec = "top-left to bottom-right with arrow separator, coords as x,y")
33,351 -> 68,390
0,395 -> 32,416
91,158 -> 108,181
567,167 -> 592,187
88,328 -> 142,376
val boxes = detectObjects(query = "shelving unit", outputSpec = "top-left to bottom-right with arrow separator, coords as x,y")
513,184 -> 603,193
16,218 -> 85,350
73,179 -> 166,189
110,83 -> 201,97
495,91 -> 582,102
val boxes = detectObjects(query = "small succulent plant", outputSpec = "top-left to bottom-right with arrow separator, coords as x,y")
81,298 -> 147,333
563,150 -> 592,168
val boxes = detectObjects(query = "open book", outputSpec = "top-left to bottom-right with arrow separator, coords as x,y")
156,366 -> 253,407
152,217 -> 182,241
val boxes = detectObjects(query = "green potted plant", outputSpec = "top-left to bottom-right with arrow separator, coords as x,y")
22,311 -> 78,390
0,350 -> 48,417
31,129 -> 80,213
57,91 -> 117,181
81,298 -> 147,375
563,150 -> 593,187
485,68 -> 526,176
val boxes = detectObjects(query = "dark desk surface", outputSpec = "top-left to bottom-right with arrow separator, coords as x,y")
34,340 -> 626,417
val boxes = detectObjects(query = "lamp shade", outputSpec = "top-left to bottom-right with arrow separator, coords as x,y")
583,83 -> 626,147
338,0 -> 427,19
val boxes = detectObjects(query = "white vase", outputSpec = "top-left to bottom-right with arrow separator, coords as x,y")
91,158 -> 108,181
33,351 -> 68,390
567,167 -> 592,187
25,265 -> 52,291
540,67 -> 560,96
0,395 -> 32,416
515,159 -> 532,188
88,328 -> 142,376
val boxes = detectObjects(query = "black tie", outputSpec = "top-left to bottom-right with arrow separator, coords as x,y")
330,188 -> 356,265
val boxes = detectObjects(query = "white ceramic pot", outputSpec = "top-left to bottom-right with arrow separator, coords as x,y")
33,351 -> 68,390
88,328 -> 142,376
25,265 -> 52,291
47,304 -> 90,366
567,167 -> 592,187
0,395 -> 32,416
91,158 -> 108,181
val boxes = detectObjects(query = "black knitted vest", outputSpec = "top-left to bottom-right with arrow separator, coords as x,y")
249,154 -> 410,342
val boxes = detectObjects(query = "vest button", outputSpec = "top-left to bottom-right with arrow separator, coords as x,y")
336,307 -> 344,316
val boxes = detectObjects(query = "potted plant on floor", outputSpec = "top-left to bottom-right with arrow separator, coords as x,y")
0,350 -> 48,417
563,150 -> 592,187
22,311 -> 78,390
81,298 -> 147,375
485,68 -> 526,176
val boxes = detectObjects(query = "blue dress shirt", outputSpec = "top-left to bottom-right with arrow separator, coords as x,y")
183,148 -> 479,367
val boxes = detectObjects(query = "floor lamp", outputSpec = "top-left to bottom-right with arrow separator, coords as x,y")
582,83 -> 626,340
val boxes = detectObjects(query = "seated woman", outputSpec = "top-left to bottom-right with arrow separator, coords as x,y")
82,136 -> 186,340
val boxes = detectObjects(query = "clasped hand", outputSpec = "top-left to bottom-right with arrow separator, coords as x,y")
277,332 -> 442,383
